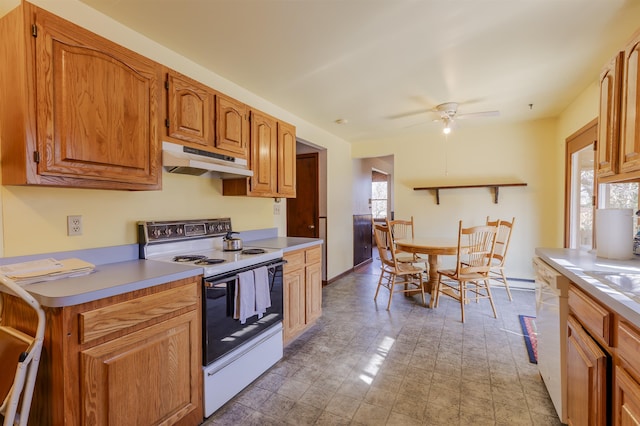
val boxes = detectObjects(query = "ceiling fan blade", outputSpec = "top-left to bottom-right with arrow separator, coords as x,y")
456,110 -> 500,119
387,109 -> 430,120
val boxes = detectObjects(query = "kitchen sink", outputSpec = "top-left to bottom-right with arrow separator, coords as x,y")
585,271 -> 640,302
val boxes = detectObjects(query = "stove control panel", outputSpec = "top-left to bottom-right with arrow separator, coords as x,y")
139,218 -> 232,244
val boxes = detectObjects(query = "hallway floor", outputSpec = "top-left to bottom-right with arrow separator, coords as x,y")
204,259 -> 561,425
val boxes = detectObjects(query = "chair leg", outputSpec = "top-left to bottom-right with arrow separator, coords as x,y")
434,275 -> 442,308
374,271 -> 384,301
417,274 -> 426,307
459,280 -> 466,323
500,269 -> 513,301
386,273 -> 397,310
485,279 -> 498,319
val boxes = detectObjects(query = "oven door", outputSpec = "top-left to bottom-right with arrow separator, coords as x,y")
202,259 -> 284,365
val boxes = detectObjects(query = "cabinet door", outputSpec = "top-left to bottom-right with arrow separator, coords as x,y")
166,70 -> 214,147
277,120 -> 297,198
567,315 -> 608,426
620,36 -> 640,174
615,366 -> 640,426
249,110 -> 277,196
34,8 -> 161,188
80,311 -> 200,425
283,267 -> 306,343
305,261 -> 322,325
597,52 -> 623,177
216,94 -> 248,159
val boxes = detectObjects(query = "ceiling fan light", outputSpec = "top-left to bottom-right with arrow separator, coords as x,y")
443,126 -> 451,135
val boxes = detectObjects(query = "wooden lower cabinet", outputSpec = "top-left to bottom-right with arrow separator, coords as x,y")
1,276 -> 203,425
567,314 -> 608,426
615,366 -> 640,425
283,245 -> 322,344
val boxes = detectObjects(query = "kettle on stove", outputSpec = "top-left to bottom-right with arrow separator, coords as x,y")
223,232 -> 243,251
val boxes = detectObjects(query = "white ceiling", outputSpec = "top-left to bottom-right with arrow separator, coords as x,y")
80,0 -> 640,142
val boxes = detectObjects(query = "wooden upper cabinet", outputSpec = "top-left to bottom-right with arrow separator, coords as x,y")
166,70 -> 214,147
277,120 -> 297,197
249,110 -> 278,196
0,3 -> 162,190
164,70 -> 248,160
620,34 -> 640,174
216,94 -> 248,158
222,110 -> 296,198
597,52 -> 623,178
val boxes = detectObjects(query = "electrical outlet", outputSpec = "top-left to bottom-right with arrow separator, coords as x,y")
67,215 -> 83,236
273,204 -> 281,215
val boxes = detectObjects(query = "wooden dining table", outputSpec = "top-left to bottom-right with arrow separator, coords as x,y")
394,237 -> 459,308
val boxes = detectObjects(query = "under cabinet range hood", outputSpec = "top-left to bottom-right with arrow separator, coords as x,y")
162,141 -> 253,178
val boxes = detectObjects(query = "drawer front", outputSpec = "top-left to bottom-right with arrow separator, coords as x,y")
80,283 -> 199,344
568,286 -> 611,345
284,250 -> 305,271
619,321 -> 640,375
305,245 -> 322,265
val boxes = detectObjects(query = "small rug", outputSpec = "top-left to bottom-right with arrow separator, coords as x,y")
519,315 -> 538,364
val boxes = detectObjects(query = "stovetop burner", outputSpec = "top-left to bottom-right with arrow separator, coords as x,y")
173,255 -> 207,262
195,258 -> 226,265
241,248 -> 266,255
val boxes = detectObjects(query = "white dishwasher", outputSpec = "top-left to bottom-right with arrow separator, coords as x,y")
533,256 -> 570,424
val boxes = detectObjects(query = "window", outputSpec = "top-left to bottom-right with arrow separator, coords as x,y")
371,171 -> 388,219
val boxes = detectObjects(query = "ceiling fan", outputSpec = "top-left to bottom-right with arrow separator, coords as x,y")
431,102 -> 499,134
391,101 -> 500,133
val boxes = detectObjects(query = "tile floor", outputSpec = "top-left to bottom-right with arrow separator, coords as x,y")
203,259 -> 561,426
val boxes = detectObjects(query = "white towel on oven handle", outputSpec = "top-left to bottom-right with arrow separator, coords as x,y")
254,266 -> 271,318
234,270 -> 256,324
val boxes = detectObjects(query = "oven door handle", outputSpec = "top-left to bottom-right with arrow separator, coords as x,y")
204,259 -> 287,287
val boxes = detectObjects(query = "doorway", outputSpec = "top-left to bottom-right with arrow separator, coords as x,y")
565,120 -> 596,249
287,153 -> 319,238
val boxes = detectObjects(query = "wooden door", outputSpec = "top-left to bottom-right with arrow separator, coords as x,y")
287,153 -> 319,237
166,70 -> 214,147
80,311 -> 201,425
620,35 -> 640,173
34,8 -> 161,187
566,315 -> 608,426
249,110 -> 277,195
215,94 -> 248,159
597,52 -> 622,177
615,366 -> 640,425
277,121 -> 297,197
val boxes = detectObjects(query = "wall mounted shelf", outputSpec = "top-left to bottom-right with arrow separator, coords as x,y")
413,183 -> 527,204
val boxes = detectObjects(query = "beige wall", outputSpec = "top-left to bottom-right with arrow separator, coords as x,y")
351,78 -> 601,281
0,0 -> 355,279
352,119 -> 560,280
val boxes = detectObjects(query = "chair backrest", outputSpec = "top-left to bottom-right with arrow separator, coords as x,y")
387,216 -> 415,242
372,223 -> 398,269
486,217 -> 515,266
455,221 -> 498,275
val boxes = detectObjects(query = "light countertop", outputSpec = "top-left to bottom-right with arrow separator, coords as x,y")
1,260 -> 202,308
247,237 -> 323,252
0,237 -> 322,308
535,248 -> 640,329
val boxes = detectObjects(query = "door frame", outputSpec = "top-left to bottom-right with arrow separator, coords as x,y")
564,118 -> 597,248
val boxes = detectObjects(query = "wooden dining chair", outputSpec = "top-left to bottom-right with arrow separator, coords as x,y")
434,220 -> 499,323
387,216 -> 425,265
372,223 -> 426,310
486,217 -> 515,301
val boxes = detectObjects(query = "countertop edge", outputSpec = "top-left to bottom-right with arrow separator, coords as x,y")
247,237 -> 323,252
1,238 -> 321,308
535,247 -> 640,329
